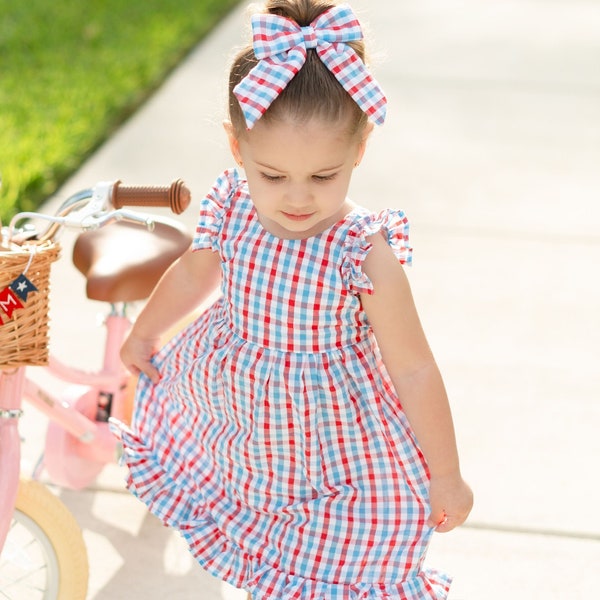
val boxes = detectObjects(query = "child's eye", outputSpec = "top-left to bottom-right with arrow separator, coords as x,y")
260,172 -> 284,183
312,173 -> 337,182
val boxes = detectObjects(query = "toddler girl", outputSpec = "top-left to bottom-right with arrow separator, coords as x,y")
116,1 -> 473,598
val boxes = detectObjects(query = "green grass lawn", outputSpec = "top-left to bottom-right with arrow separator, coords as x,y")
0,0 -> 239,224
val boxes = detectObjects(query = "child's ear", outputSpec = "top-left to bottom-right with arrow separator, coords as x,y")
355,121 -> 374,167
223,120 -> 243,167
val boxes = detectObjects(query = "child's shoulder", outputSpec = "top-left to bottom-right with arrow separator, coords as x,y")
203,168 -> 247,208
339,204 -> 413,295
343,205 -> 411,244
318,203 -> 412,257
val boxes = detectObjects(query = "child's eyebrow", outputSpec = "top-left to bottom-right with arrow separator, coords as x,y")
255,161 -> 284,172
315,163 -> 345,173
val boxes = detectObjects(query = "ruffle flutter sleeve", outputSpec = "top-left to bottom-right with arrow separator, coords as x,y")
341,209 -> 413,295
192,168 -> 240,253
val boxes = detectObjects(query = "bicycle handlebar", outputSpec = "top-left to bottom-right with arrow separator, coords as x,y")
111,179 -> 190,214
4,179 -> 192,245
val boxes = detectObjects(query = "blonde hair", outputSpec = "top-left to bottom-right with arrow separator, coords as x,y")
228,0 -> 369,136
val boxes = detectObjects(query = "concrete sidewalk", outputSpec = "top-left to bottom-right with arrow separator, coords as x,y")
19,0 -> 600,598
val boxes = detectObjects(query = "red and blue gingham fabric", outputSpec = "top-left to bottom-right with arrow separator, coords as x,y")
233,4 -> 387,129
113,170 -> 451,598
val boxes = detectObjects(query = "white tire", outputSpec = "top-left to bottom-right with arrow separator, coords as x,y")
0,479 -> 88,599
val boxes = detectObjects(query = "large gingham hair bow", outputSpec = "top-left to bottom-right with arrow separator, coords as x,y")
233,4 -> 387,129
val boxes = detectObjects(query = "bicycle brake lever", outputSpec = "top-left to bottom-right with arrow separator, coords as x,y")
85,209 -> 155,231
110,210 -> 156,231
22,182 -> 117,234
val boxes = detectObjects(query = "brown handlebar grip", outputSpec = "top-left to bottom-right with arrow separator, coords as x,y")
111,179 -> 191,214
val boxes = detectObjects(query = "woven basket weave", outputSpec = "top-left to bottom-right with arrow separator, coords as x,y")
0,241 -> 61,367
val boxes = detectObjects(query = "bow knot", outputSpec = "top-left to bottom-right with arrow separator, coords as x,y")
234,4 -> 387,129
301,25 -> 318,49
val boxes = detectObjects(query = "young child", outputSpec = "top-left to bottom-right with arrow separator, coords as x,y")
116,1 -> 473,598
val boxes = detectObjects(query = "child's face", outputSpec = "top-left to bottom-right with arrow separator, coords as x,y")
225,117 -> 371,239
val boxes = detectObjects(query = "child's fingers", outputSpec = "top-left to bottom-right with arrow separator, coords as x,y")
434,513 -> 453,533
140,361 -> 161,384
428,509 -> 459,532
435,509 -> 470,532
125,360 -> 161,385
426,508 -> 446,529
428,500 -> 472,532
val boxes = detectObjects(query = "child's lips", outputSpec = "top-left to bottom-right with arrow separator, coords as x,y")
282,211 -> 315,221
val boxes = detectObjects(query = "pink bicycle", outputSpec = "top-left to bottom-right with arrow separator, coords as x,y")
0,180 -> 191,599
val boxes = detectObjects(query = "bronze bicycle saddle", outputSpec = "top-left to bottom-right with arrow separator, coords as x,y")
72,219 -> 192,302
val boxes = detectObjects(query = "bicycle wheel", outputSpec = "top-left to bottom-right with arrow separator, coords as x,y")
0,479 -> 88,600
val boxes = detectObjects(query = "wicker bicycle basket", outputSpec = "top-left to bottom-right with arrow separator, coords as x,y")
0,240 -> 61,367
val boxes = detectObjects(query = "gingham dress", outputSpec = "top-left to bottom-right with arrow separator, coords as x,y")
114,169 -> 451,599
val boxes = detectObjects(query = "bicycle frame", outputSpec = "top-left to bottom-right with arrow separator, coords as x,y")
29,306 -> 134,484
0,367 -> 25,550
26,308 -> 131,430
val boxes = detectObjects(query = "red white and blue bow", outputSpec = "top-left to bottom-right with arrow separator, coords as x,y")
233,4 -> 387,129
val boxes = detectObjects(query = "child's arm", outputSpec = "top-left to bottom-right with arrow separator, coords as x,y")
120,246 -> 221,383
361,233 -> 473,532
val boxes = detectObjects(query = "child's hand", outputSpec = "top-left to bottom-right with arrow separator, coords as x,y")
120,332 -> 162,384
427,472 -> 473,533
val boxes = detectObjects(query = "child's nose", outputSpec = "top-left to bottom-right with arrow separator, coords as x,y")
286,184 -> 312,206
